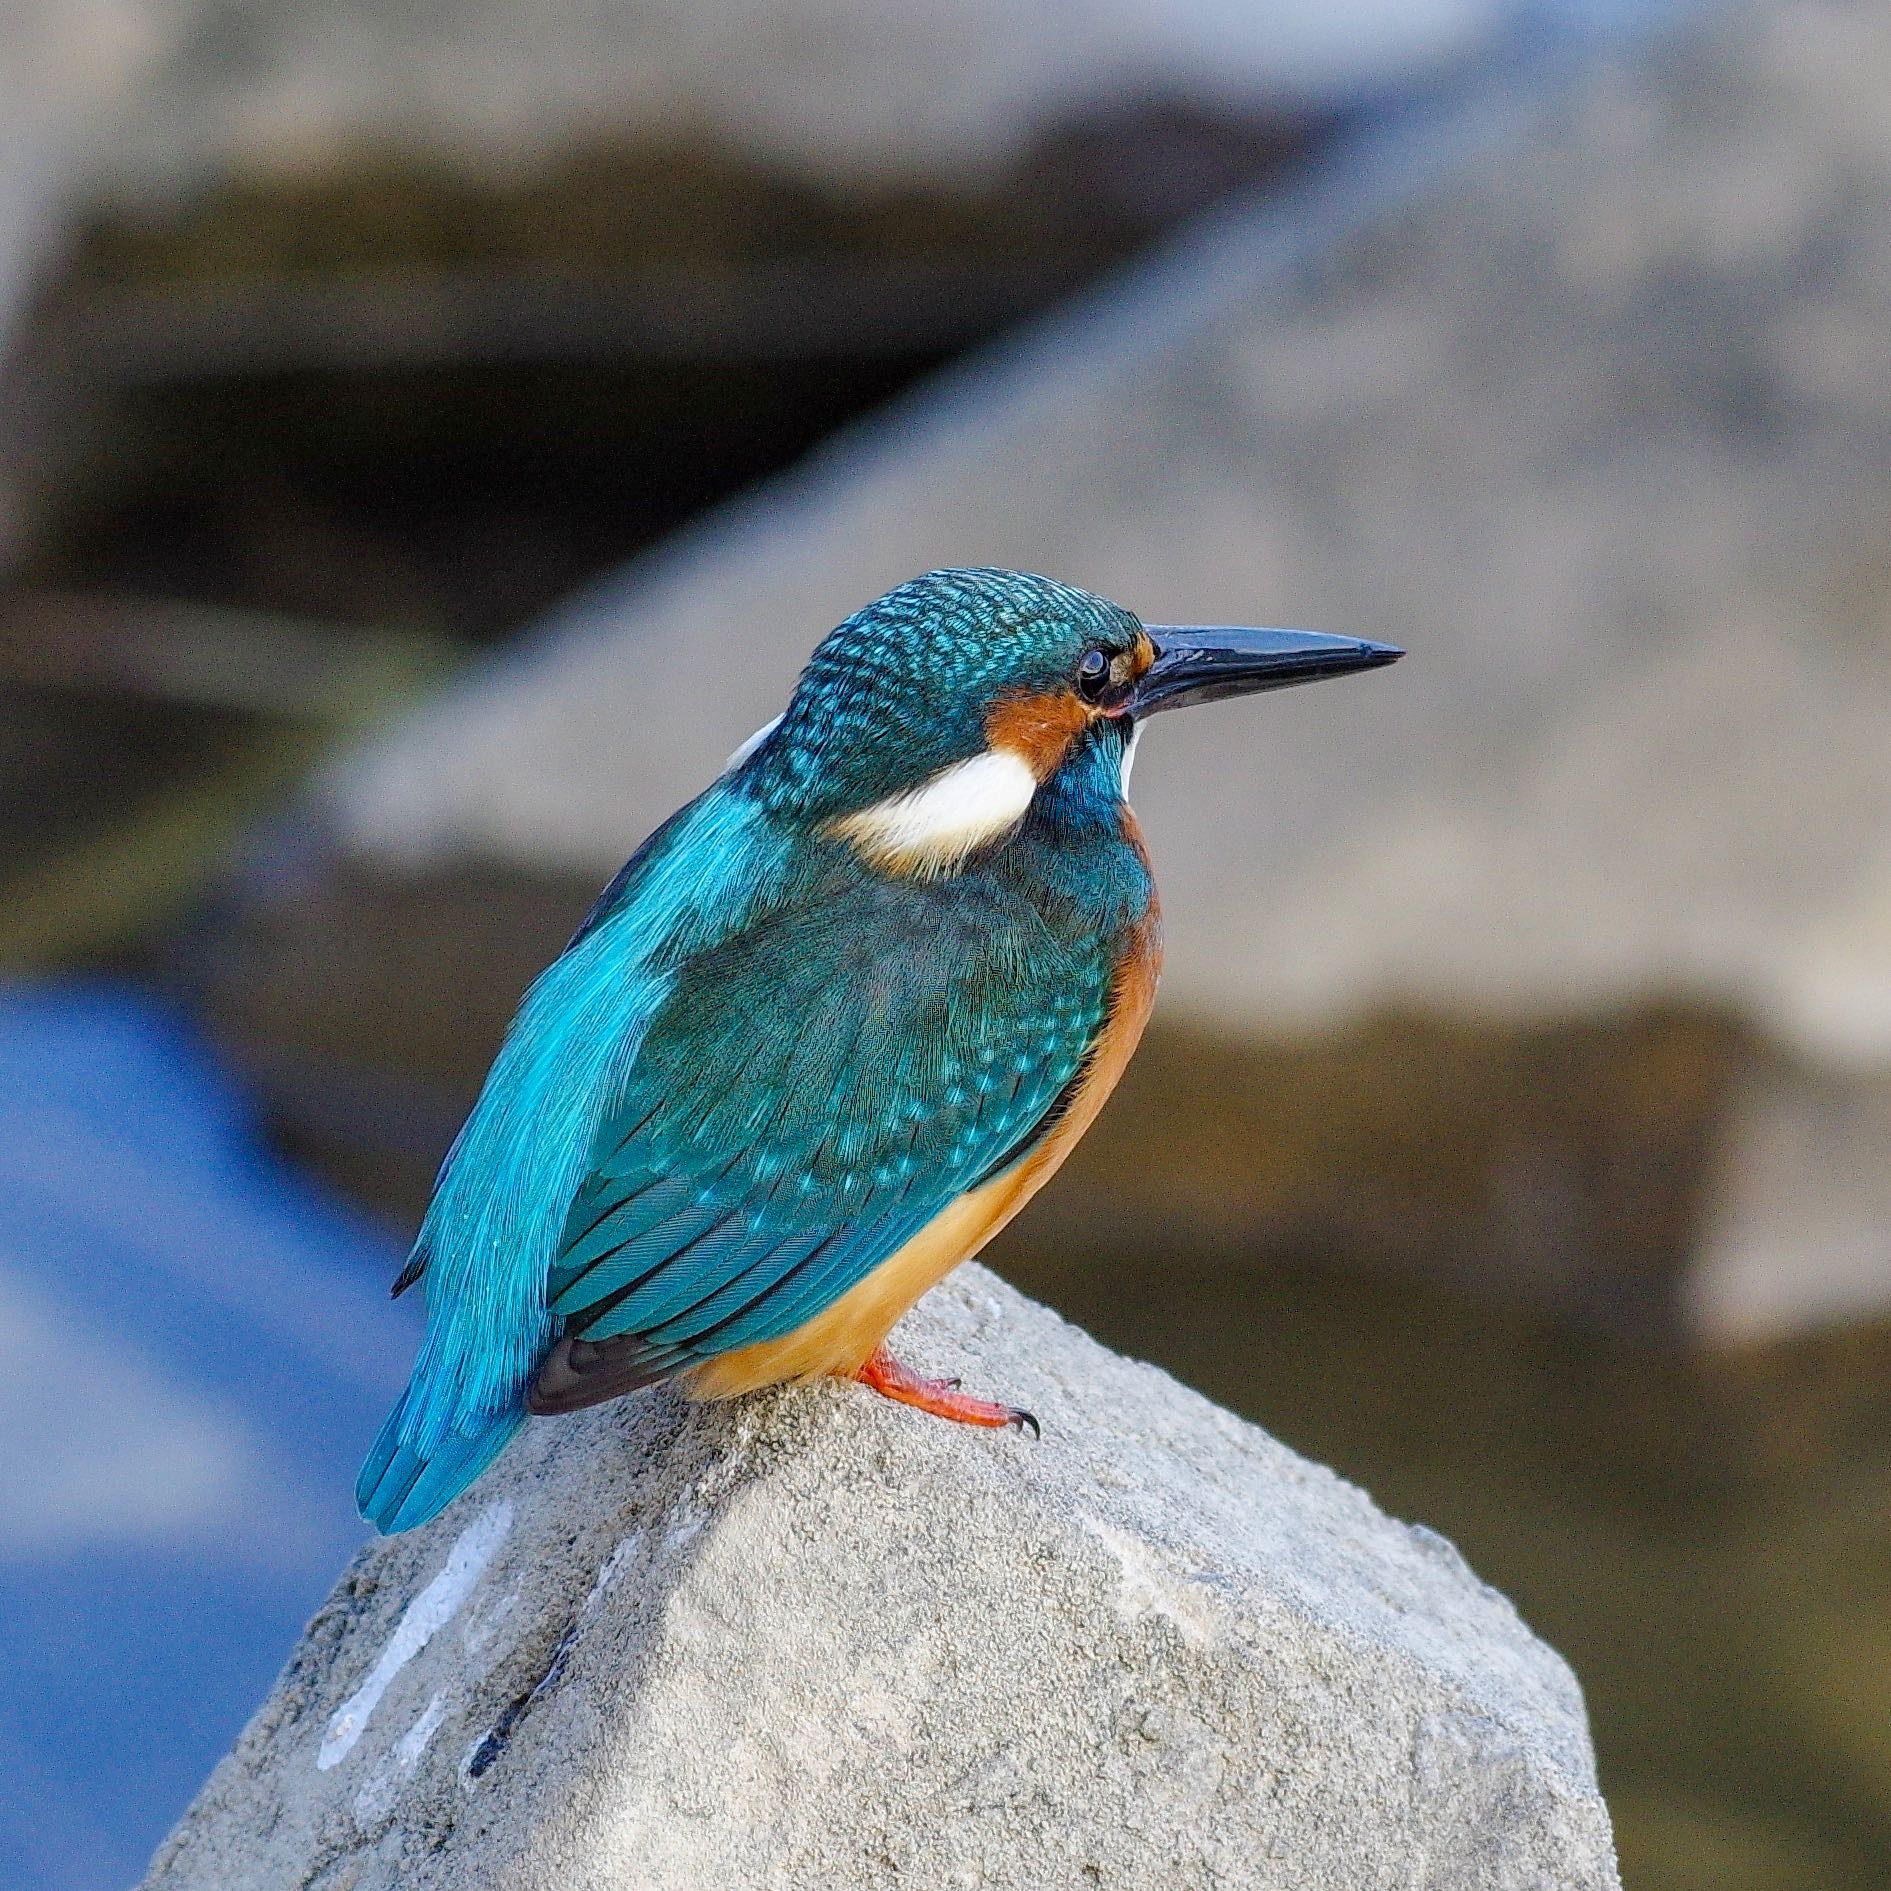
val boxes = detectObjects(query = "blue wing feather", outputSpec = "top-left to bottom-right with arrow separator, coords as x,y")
533,862 -> 1115,1403
357,781 -> 796,1532
548,1178 -> 703,1306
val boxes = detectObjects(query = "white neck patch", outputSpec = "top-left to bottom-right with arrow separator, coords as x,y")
830,747 -> 1038,878
1119,721 -> 1143,796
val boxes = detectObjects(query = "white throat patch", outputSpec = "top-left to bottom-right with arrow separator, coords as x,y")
1119,722 -> 1143,795
830,748 -> 1038,878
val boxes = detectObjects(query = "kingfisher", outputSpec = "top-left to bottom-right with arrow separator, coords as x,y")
358,569 -> 1399,1532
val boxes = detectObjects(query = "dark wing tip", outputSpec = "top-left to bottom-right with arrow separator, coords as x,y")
529,1333 -> 683,1415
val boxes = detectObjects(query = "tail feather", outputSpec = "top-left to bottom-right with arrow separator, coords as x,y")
357,1385 -> 524,1534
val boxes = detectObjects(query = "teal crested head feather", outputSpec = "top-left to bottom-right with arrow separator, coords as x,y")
738,567 -> 1398,880
749,568 -> 1147,823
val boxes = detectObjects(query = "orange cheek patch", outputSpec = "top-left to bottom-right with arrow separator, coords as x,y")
986,688 -> 1093,779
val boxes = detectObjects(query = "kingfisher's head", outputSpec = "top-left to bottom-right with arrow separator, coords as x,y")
741,568 -> 1398,876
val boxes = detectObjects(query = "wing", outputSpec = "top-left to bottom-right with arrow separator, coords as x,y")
530,865 -> 1114,1411
359,780 -> 802,1532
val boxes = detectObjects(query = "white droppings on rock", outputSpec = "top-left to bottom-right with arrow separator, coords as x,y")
351,1692 -> 451,1832
395,1693 -> 449,1769
455,1528 -> 647,1795
317,1499 -> 512,1771
581,1531 -> 643,1618
663,1509 -> 708,1554
350,1762 -> 398,1832
457,1733 -> 493,1793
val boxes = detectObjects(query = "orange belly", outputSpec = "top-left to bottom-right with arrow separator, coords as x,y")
683,901 -> 1161,1400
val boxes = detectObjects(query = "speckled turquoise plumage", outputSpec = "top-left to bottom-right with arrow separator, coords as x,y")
358,573 -> 1150,1532
545,741 -> 1145,1363
357,785 -> 801,1531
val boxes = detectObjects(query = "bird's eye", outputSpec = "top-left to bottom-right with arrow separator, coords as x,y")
1076,648 -> 1111,702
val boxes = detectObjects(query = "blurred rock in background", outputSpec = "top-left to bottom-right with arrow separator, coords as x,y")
28,0 -> 1499,195
1,0 -> 1524,622
222,0 -> 1891,1352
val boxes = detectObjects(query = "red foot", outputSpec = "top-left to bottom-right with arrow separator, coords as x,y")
855,1345 -> 1039,1437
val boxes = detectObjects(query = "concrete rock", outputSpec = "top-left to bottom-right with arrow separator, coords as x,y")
142,1268 -> 1618,1890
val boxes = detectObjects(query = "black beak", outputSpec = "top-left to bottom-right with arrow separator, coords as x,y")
1130,626 -> 1403,717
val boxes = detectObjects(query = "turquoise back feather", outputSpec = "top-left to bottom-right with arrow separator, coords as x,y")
356,784 -> 795,1530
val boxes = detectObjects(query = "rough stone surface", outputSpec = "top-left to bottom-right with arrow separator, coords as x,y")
142,1268 -> 1618,1890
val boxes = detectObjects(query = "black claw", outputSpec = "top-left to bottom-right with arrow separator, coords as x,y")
1008,1408 -> 1041,1439
943,1377 -> 962,1390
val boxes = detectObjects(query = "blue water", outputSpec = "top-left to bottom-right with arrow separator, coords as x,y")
0,984 -> 419,1890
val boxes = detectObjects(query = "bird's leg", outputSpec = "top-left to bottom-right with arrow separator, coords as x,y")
855,1345 -> 1039,1437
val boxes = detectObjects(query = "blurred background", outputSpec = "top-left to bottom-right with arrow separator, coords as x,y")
3,0 -> 1889,1884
